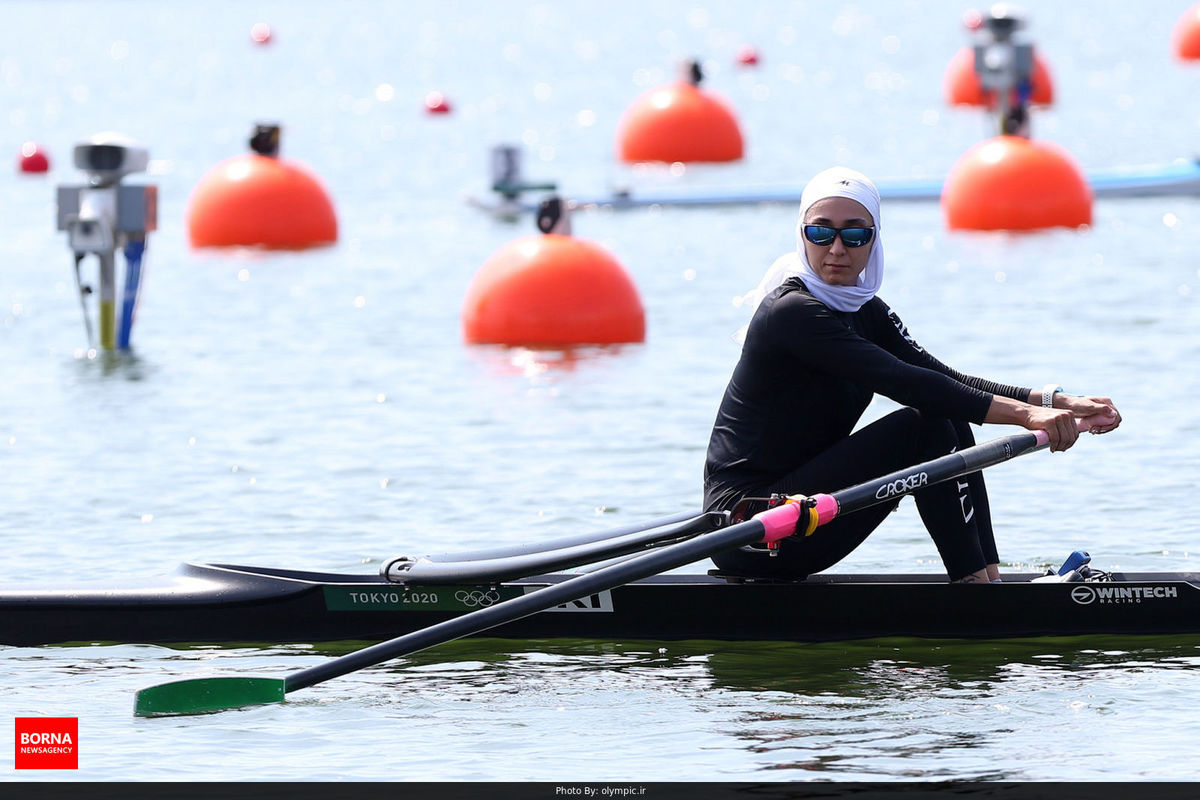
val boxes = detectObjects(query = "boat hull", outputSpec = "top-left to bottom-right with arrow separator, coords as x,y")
4,563 -> 1200,647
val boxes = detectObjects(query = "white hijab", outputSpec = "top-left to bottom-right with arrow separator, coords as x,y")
737,166 -> 884,323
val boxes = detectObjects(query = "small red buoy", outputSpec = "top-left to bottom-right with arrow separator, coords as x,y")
617,62 -> 743,163
1172,4 -> 1200,60
942,136 -> 1091,231
424,91 -> 452,114
463,234 -> 645,346
187,154 -> 337,249
16,141 -> 50,173
943,46 -> 1054,107
250,23 -> 272,45
735,45 -> 760,67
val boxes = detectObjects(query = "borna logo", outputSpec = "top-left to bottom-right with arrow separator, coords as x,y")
14,717 -> 78,770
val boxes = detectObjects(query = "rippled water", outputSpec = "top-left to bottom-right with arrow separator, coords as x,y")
4,0 -> 1200,783
9,637 -> 1200,781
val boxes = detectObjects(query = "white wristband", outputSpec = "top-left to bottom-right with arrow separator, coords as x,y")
1041,383 -> 1063,408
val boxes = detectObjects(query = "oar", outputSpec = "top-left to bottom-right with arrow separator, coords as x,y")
133,416 -> 1109,716
133,509 -> 798,716
793,415 -> 1114,534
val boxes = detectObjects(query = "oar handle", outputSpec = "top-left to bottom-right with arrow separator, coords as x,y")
1032,412 -> 1117,446
802,414 -> 1115,532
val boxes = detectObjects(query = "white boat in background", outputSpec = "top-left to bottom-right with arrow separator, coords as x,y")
469,156 -> 1200,216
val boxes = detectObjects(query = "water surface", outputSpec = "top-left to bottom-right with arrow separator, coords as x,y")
3,0 -> 1200,783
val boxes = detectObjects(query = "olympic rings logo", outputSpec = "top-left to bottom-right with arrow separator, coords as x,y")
455,589 -> 501,608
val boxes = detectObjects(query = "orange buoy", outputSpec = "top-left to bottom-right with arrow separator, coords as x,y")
16,141 -> 50,173
943,45 -> 1054,107
463,234 -> 645,346
1172,4 -> 1200,60
617,62 -> 743,163
187,127 -> 336,249
942,136 -> 1091,231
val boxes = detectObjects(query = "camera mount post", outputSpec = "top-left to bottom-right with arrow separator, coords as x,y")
56,132 -> 157,351
971,4 -> 1035,137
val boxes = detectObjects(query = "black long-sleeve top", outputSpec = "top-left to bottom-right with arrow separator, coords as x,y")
703,278 -> 1031,510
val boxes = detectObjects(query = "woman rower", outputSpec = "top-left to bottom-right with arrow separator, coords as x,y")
702,166 -> 1121,583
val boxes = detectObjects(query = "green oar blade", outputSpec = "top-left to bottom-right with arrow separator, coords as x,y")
134,677 -> 286,717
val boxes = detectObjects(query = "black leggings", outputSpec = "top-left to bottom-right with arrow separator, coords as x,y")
710,407 -> 998,581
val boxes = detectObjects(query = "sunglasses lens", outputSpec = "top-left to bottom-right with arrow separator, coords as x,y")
804,225 -> 836,246
803,225 -> 874,247
841,227 -> 873,248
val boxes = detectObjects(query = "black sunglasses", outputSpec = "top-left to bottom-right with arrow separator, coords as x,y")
803,224 -> 875,248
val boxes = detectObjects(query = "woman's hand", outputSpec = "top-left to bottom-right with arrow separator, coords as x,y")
986,393 -> 1121,452
1055,394 -> 1122,434
1029,394 -> 1123,450
1024,406 -> 1080,452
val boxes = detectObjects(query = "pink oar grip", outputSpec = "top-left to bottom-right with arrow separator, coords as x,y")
756,503 -> 801,545
1080,412 -> 1116,431
1037,413 -> 1118,446
812,493 -> 839,526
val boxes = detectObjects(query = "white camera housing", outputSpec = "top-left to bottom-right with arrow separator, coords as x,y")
73,132 -> 149,186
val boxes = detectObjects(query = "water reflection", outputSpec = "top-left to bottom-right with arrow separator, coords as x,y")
466,343 -> 643,380
699,636 -> 1200,779
239,634 -> 1200,706
67,346 -> 154,382
146,633 -> 1200,693
311,635 -> 1200,779
700,636 -> 1200,696
18,635 -> 1200,779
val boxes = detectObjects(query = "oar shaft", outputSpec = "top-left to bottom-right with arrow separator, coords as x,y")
813,430 -> 1044,526
389,512 -> 725,584
285,509 -> 795,693
388,519 -> 711,585
420,510 -> 707,563
807,415 -> 1115,528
